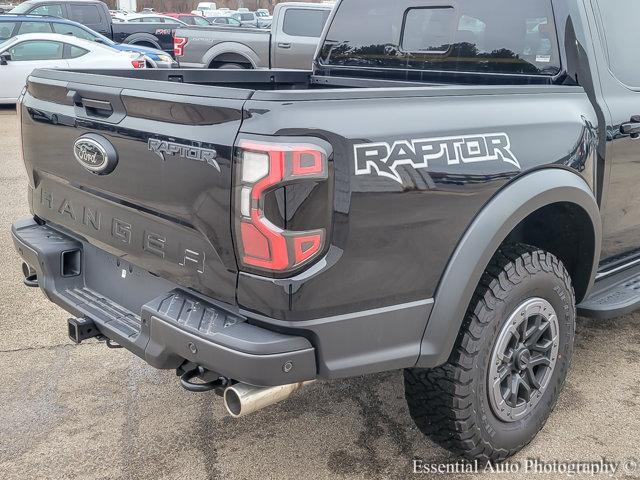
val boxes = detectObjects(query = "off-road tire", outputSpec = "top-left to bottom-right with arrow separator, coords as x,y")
404,244 -> 576,461
217,62 -> 248,69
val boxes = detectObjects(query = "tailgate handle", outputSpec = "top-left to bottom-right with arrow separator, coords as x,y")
68,85 -> 125,124
81,98 -> 113,117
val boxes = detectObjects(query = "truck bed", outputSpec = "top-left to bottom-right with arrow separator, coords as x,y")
30,67 -> 574,102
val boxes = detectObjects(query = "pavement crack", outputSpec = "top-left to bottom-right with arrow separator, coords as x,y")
196,396 -> 223,480
0,342 -> 100,354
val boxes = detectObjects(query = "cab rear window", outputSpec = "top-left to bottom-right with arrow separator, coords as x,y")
283,8 -> 331,38
317,0 -> 560,77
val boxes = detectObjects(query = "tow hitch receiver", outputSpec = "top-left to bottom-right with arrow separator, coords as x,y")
67,317 -> 99,344
178,364 -> 229,395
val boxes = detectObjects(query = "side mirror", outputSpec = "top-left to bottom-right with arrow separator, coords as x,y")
0,53 -> 11,65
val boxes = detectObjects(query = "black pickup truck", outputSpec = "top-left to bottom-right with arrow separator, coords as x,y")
8,0 -> 179,53
12,0 -> 640,462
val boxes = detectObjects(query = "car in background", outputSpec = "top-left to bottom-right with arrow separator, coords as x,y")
0,3 -> 14,13
0,15 -> 176,67
255,9 -> 272,28
231,11 -> 258,28
162,13 -> 211,26
208,15 -> 241,27
236,7 -> 249,12
191,2 -> 216,16
0,32 -> 142,103
109,8 -> 134,17
256,8 -> 272,20
9,0 -> 178,54
117,13 -> 188,25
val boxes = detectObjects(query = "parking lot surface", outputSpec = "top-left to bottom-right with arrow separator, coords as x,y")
0,105 -> 639,480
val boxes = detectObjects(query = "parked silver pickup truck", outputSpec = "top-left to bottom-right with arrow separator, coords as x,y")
174,2 -> 333,69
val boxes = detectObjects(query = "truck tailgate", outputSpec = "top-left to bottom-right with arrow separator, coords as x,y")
20,71 -> 249,305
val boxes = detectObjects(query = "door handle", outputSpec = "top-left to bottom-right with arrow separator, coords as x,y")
621,116 -> 640,138
277,42 -> 291,49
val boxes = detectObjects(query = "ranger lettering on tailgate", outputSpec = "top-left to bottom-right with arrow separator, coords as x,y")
39,187 -> 206,274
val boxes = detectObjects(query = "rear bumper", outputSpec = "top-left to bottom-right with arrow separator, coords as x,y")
12,217 -> 436,385
12,218 -> 316,387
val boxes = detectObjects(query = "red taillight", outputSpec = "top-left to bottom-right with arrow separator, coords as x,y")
131,59 -> 145,69
236,140 -> 329,274
174,36 -> 187,56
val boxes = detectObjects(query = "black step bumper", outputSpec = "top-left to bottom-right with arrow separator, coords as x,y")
12,218 -> 316,387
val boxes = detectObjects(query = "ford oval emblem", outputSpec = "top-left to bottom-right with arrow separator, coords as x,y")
73,134 -> 118,175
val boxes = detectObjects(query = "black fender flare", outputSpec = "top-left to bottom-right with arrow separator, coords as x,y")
122,33 -> 161,49
416,168 -> 602,368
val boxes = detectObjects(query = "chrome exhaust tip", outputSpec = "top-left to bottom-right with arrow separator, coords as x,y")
223,381 -> 313,418
21,262 -> 38,288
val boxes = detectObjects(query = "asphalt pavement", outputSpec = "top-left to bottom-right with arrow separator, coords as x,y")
0,105 -> 638,480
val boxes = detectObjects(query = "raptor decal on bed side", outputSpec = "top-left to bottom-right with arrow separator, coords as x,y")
354,132 -> 520,184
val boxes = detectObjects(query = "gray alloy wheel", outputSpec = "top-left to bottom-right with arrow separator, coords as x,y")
488,297 -> 560,422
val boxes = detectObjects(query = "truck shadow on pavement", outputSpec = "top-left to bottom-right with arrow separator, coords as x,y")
98,314 -> 639,480
0,104 -> 17,114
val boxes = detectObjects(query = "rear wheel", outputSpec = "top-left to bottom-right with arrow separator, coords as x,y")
130,41 -> 157,49
216,62 -> 249,70
404,244 -> 575,461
